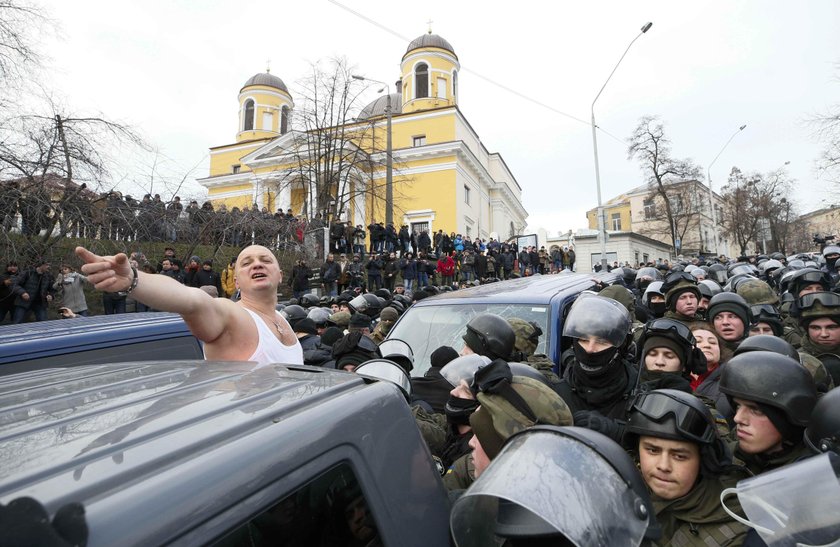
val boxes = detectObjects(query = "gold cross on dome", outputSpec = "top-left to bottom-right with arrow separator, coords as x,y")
266,59 -> 271,73
426,19 -> 433,33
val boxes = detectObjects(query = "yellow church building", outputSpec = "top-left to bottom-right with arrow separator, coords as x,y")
196,32 -> 528,241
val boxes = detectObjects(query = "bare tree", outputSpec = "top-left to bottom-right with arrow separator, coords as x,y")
628,116 -> 703,254
810,64 -> 840,186
0,0 -> 52,101
719,165 -> 802,255
719,167 -> 762,256
263,56 -> 410,224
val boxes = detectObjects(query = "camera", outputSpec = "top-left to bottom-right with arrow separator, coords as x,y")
814,234 -> 836,247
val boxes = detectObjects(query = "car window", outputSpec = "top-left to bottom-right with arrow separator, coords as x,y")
0,336 -> 203,376
211,462 -> 382,547
389,303 -> 550,376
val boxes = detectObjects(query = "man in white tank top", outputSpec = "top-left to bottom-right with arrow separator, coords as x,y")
75,245 -> 303,366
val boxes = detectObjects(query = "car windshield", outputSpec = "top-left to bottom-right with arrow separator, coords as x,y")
388,303 -> 551,377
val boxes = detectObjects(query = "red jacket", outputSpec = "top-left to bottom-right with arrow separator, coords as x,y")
437,256 -> 455,276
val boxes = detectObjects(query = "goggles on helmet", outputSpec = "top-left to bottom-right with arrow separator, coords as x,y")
631,390 -> 715,444
750,304 -> 781,319
799,291 -> 840,310
643,318 -> 695,345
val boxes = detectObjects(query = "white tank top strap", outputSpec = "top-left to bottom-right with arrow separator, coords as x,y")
241,308 -> 304,367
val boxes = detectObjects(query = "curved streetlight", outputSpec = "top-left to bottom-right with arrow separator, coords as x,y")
592,22 -> 652,269
352,74 -> 393,226
706,124 -> 746,257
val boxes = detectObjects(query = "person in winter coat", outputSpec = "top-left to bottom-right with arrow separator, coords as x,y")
518,247 -> 530,275
290,260 -> 312,299
54,264 -> 90,316
417,230 -> 431,254
383,251 -> 399,291
192,260 -> 223,297
500,249 -> 515,279
399,253 -> 417,291
319,254 -> 341,296
364,253 -> 383,291
437,253 -> 456,286
12,259 -> 55,323
221,258 -> 236,298
453,234 -> 464,253
0,261 -> 20,323
183,256 -> 201,288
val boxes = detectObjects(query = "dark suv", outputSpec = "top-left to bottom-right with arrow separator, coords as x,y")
0,361 -> 450,546
0,312 -> 203,375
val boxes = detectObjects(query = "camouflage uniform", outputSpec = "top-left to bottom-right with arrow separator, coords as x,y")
371,307 -> 399,344
507,317 -> 562,387
652,474 -> 748,546
411,405 -> 447,457
442,452 -> 475,491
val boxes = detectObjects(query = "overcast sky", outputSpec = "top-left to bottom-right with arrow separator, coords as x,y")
37,0 -> 840,234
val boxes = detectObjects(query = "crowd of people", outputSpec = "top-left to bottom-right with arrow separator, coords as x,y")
268,245 -> 840,545
4,235 -> 840,545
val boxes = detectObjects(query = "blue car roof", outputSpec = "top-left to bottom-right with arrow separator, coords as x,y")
0,312 -> 193,364
413,271 -> 619,306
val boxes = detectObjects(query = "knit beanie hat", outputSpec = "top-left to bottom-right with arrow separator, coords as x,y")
320,326 -> 344,347
430,346 -> 459,370
642,335 -> 687,369
349,313 -> 371,329
379,307 -> 399,322
295,318 -> 317,335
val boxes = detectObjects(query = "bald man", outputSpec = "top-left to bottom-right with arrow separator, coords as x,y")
76,245 -> 303,366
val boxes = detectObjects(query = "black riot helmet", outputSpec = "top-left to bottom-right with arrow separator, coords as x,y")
307,307 -> 332,328
733,334 -> 800,362
300,293 -> 320,308
625,389 -> 731,478
449,426 -> 660,546
462,313 -> 516,361
374,288 -> 392,301
280,304 -> 307,328
787,268 -> 830,296
708,263 -> 728,285
804,387 -> 840,454
348,293 -> 383,318
720,351 -> 817,428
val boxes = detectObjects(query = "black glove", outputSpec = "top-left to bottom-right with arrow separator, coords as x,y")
472,358 -> 512,395
573,410 -> 625,443
0,497 -> 88,547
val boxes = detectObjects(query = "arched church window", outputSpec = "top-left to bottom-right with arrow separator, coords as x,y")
281,106 -> 289,134
243,99 -> 255,131
452,70 -> 458,101
415,63 -> 429,99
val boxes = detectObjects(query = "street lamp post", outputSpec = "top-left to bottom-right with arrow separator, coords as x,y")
591,22 -> 652,270
706,124 -> 746,258
352,75 -> 393,226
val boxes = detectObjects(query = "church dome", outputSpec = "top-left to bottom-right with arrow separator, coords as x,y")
358,93 -> 403,120
405,32 -> 456,58
241,72 -> 289,93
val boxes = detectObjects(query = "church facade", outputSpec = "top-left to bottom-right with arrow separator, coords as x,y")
196,32 -> 528,241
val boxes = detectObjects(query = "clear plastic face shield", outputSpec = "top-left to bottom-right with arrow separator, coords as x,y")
348,294 -> 369,313
720,451 -> 840,547
440,354 -> 492,388
450,430 -> 650,547
354,359 -> 412,399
